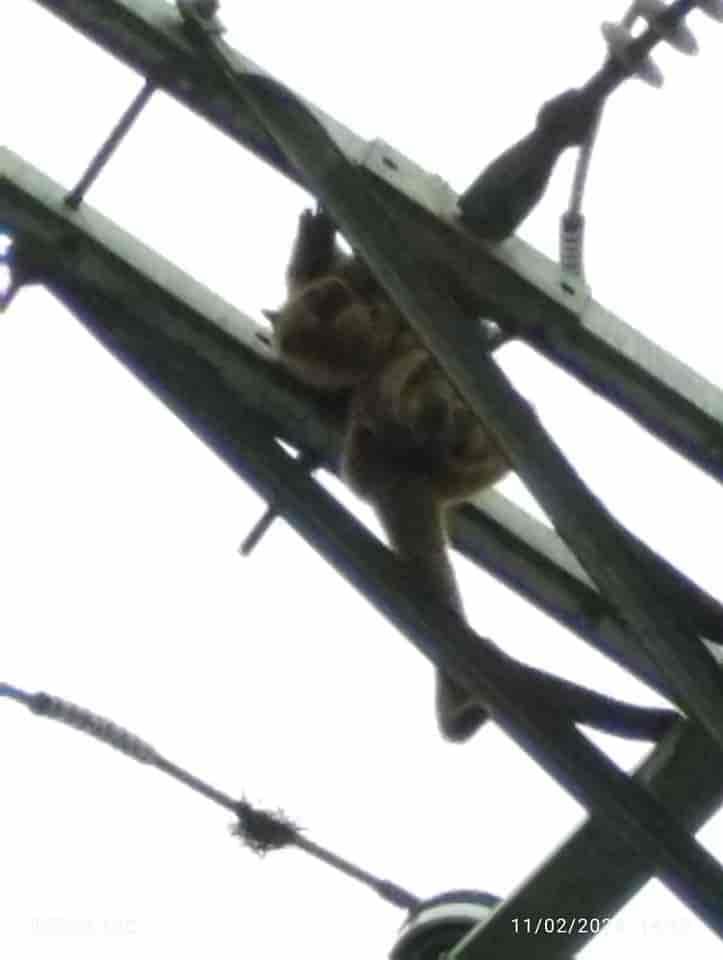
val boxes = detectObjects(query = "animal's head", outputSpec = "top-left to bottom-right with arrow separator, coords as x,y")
265,278 -> 390,391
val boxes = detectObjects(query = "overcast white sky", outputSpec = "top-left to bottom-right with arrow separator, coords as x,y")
1,1 -> 722,958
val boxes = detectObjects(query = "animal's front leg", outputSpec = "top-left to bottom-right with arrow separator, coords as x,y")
285,208 -> 339,293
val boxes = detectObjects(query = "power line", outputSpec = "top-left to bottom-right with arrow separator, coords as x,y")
0,683 -> 420,912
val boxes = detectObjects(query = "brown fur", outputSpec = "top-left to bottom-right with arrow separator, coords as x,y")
267,209 -> 510,741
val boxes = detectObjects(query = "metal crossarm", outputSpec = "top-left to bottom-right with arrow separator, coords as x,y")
2,149 -> 723,938
450,718 -> 723,959
2,146 -> 719,703
33,0 -> 723,484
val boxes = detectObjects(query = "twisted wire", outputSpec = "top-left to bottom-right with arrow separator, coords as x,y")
1,682 -> 420,912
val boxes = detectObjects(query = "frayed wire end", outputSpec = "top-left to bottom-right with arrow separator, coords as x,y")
232,799 -> 301,855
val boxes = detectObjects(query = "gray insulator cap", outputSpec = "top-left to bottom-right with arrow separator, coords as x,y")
602,21 -> 665,87
636,0 -> 698,54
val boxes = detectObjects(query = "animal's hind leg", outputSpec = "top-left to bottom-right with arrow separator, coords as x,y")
342,413 -> 489,743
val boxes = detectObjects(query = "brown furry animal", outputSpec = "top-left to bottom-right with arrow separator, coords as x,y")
266,209 -> 509,741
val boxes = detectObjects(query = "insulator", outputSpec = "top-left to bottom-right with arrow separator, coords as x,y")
635,0 -> 699,53
698,0 -> 723,21
602,21 -> 665,86
390,891 -> 500,960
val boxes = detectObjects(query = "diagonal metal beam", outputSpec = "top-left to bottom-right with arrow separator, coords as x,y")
452,495 -> 723,696
3,151 -> 723,939
32,0 -> 723,484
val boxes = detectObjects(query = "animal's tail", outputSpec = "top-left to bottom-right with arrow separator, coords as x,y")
373,479 -> 487,742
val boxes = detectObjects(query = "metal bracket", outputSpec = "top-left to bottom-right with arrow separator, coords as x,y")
176,0 -> 226,36
601,0 -> 716,89
361,139 -> 457,218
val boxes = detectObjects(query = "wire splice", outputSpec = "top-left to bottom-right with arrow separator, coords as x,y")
2,682 -> 421,912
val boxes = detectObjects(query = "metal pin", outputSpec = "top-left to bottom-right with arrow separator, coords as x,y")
65,78 -> 157,210
240,453 -> 320,556
239,504 -> 279,556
